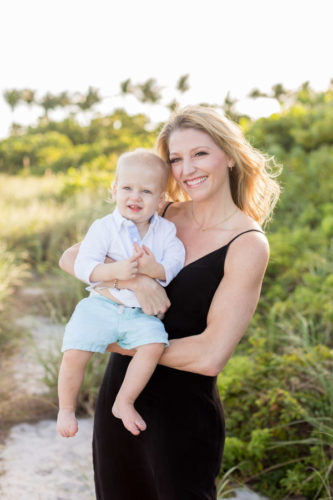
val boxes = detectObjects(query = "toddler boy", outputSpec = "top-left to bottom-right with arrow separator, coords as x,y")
57,149 -> 185,438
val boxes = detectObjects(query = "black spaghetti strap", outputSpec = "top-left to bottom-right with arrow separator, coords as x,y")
227,229 -> 264,246
161,201 -> 173,218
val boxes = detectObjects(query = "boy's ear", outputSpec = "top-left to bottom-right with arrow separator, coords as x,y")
111,181 -> 117,201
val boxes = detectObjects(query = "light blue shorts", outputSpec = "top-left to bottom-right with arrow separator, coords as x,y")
62,295 -> 169,353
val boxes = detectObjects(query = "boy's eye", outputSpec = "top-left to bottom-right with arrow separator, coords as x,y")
122,186 -> 131,190
143,189 -> 152,194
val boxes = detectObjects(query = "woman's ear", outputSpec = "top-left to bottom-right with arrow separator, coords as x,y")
227,157 -> 235,169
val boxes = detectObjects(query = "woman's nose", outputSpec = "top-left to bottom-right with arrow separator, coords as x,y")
182,157 -> 196,175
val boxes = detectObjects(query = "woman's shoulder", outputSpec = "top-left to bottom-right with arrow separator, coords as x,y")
224,216 -> 269,278
159,200 -> 190,221
226,212 -> 269,259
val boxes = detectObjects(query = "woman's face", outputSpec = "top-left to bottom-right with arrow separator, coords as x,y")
168,128 -> 231,201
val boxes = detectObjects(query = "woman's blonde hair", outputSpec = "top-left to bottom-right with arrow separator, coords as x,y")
156,105 -> 281,226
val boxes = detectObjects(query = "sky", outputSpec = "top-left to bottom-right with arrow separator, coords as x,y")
1,0 -> 333,138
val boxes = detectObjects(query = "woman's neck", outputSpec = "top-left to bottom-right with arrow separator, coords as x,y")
191,189 -> 237,229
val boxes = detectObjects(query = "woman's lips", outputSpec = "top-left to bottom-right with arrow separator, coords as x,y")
184,176 -> 208,188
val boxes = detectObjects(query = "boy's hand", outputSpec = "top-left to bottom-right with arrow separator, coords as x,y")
134,243 -> 166,281
89,247 -> 143,282
136,244 -> 157,275
113,247 -> 142,280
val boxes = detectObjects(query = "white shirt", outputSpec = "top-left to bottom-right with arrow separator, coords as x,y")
74,207 -> 185,307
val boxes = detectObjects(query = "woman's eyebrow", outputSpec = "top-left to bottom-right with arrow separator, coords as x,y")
169,146 -> 211,156
191,146 -> 211,151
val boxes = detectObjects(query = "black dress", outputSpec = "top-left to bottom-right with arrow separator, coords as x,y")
93,225 -> 263,500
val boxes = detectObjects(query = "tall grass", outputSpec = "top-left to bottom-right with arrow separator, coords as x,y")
0,173 -> 113,423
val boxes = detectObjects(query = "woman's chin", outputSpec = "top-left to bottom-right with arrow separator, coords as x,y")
184,188 -> 211,203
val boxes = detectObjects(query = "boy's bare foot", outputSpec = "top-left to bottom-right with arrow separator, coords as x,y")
57,409 -> 78,437
112,400 -> 147,436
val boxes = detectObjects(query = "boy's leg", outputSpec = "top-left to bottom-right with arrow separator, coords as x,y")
57,349 -> 93,438
112,343 -> 165,436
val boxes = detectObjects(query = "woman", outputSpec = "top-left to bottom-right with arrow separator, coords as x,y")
59,106 -> 280,499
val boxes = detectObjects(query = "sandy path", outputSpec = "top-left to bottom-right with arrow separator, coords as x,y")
0,418 -> 95,500
0,298 -> 96,499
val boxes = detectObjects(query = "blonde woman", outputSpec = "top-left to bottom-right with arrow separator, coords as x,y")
59,106 -> 280,499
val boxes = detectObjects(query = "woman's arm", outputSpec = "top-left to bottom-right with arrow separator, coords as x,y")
158,232 -> 269,376
59,244 -> 170,315
59,243 -> 81,278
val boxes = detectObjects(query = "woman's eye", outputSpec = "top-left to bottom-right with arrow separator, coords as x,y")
169,157 -> 180,164
195,151 -> 207,157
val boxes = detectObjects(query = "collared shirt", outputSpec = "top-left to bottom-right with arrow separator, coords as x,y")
74,207 -> 185,307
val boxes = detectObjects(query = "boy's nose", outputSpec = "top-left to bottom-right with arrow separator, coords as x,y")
130,191 -> 142,201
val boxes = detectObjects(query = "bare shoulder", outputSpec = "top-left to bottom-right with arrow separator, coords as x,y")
225,217 -> 270,281
159,200 -> 190,222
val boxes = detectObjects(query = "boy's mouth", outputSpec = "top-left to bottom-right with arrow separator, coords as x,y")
127,204 -> 142,212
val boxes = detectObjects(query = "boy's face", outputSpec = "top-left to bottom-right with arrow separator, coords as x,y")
113,161 -> 165,224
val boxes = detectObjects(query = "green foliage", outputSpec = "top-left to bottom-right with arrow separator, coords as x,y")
0,109 -> 157,175
219,342 -> 333,498
215,86 -> 333,499
0,243 -> 30,308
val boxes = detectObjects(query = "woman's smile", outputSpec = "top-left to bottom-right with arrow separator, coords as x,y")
184,176 -> 208,188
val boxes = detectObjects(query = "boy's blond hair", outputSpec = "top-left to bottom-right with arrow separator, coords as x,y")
117,148 -> 170,191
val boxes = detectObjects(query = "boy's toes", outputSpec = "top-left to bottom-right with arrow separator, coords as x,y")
124,414 -> 147,435
56,410 -> 78,438
126,422 -> 141,436
135,417 -> 147,431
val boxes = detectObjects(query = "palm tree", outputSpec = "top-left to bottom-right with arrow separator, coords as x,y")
77,87 -> 101,112
271,83 -> 288,103
119,78 -> 162,104
3,89 -> 21,112
39,92 -> 60,120
137,78 -> 162,103
20,88 -> 36,106
120,78 -> 133,96
222,91 -> 239,121
176,74 -> 190,94
248,88 -> 268,99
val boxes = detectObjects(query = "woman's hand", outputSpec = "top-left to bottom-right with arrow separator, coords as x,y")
100,274 -> 170,316
106,343 -> 136,356
130,274 -> 170,316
